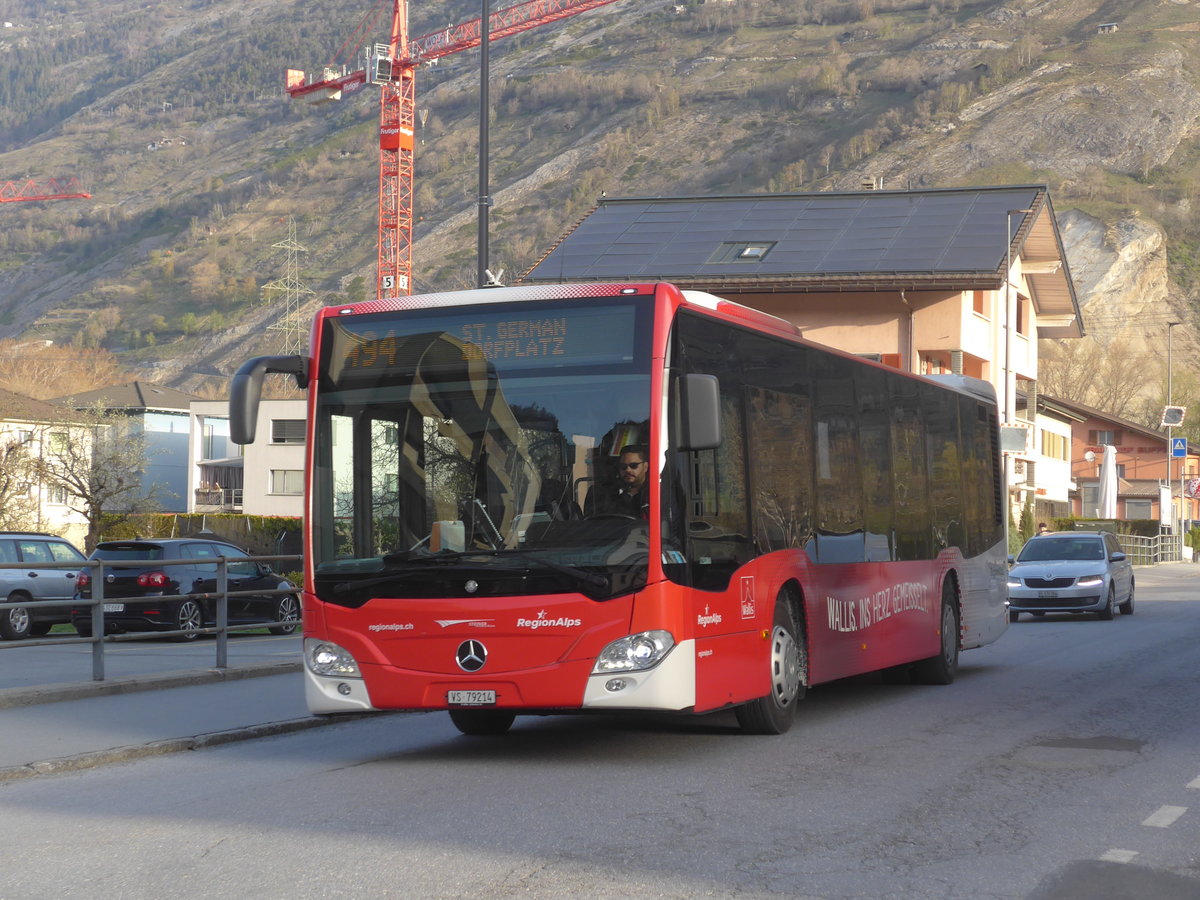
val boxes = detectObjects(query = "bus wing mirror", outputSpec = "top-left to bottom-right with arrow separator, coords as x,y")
680,373 -> 721,450
229,355 -> 308,445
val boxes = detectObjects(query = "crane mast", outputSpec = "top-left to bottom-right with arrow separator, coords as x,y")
286,0 -> 624,300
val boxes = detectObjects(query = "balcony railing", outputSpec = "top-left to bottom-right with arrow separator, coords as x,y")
193,487 -> 243,511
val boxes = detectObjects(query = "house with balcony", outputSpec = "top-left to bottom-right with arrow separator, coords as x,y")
188,398 -> 306,517
520,185 -> 1084,522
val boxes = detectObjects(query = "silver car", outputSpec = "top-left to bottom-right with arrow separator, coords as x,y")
0,532 -> 87,640
1007,531 -> 1134,622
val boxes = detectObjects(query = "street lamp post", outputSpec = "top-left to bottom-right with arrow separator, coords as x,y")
477,0 -> 491,289
1167,321 -> 1182,530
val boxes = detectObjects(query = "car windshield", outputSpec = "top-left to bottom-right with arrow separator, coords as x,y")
310,295 -> 655,603
1018,537 -> 1106,562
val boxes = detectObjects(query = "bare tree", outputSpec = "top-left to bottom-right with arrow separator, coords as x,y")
0,433 -> 40,531
1037,337 -> 1148,420
33,403 -> 167,551
0,340 -> 128,401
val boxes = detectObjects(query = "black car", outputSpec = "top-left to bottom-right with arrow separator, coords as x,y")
72,538 -> 299,641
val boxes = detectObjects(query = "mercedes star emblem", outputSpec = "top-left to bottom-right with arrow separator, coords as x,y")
456,639 -> 487,672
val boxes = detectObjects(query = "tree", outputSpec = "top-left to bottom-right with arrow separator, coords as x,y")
33,403 -> 167,551
0,339 -> 128,401
0,432 -> 39,531
1037,337 -> 1148,420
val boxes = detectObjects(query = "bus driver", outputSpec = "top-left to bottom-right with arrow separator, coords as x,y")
590,444 -> 650,519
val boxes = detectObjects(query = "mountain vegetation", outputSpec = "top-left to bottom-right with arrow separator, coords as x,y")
2,0 -> 1200,433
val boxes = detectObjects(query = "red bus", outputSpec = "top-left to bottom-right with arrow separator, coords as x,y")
230,282 -> 1008,735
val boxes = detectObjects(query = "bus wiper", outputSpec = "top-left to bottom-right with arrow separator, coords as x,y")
460,549 -> 608,592
336,549 -> 607,595
329,552 -> 466,593
385,548 -> 607,592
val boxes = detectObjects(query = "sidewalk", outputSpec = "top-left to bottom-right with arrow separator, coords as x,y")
0,662 -> 369,783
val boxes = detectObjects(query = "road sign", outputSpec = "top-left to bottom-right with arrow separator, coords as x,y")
1171,437 -> 1187,458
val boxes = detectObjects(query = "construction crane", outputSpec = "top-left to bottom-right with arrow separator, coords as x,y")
286,0 -> 623,301
0,177 -> 90,204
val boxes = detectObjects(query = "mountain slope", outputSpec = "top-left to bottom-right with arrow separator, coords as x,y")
1,0 -> 1199,413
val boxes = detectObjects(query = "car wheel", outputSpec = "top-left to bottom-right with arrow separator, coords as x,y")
1118,579 -> 1135,616
74,621 -> 93,638
735,592 -> 806,735
29,622 -> 53,636
1009,610 -> 1020,623
913,581 -> 960,685
172,599 -> 204,641
268,594 -> 301,635
0,593 -> 33,640
449,709 -> 516,736
1098,584 -> 1116,621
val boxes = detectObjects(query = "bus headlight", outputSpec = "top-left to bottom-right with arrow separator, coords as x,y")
593,630 -> 674,673
305,638 -> 361,677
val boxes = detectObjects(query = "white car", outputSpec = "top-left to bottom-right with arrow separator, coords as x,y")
1007,531 -> 1134,622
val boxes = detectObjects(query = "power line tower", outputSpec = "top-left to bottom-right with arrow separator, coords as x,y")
261,218 -> 315,355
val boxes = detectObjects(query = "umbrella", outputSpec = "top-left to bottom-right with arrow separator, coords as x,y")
1097,444 -> 1118,519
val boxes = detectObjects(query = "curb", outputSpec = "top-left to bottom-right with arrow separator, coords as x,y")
0,660 -> 302,710
0,711 -> 382,784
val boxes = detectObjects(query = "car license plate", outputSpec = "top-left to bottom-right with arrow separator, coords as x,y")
103,603 -> 125,612
1037,591 -> 1057,600
447,690 -> 496,706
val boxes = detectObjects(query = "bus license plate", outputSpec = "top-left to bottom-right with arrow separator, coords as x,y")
103,603 -> 125,612
448,690 -> 496,706
1037,591 -> 1057,600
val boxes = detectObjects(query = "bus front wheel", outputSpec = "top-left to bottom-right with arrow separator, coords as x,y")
449,709 -> 516,736
735,596 -> 806,735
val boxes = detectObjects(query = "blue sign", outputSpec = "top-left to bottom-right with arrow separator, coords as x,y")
1172,437 -> 1187,458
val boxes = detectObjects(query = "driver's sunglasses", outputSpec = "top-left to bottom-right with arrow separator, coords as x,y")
619,461 -> 644,470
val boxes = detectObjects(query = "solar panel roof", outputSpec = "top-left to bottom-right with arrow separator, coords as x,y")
523,186 -> 1048,284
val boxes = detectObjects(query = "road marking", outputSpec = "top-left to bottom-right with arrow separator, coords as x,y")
1142,805 -> 1187,828
1100,849 -> 1139,864
1188,775 -> 1200,790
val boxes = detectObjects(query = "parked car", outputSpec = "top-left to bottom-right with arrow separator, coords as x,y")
0,532 -> 88,640
72,538 -> 300,641
1007,531 -> 1134,622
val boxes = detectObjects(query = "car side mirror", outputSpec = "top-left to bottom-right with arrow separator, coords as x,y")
1007,555 -> 1015,565
258,563 -> 274,575
1110,552 -> 1126,562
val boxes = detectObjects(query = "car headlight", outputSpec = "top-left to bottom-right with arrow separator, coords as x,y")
1007,578 -> 1022,588
593,630 -> 675,673
305,638 -> 361,677
1076,575 -> 1104,587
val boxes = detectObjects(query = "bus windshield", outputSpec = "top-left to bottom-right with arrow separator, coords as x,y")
311,296 -> 654,604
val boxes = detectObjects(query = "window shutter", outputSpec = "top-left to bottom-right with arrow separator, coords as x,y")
271,419 -> 306,444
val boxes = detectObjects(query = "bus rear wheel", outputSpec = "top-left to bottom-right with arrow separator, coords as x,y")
449,709 -> 516,736
736,596 -> 806,735
913,581 -> 960,685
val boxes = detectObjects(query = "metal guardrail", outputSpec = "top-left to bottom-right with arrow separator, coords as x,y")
1115,532 -> 1184,566
0,553 -> 302,681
